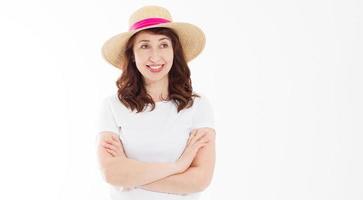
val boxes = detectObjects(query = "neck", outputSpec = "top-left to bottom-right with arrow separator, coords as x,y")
145,77 -> 169,102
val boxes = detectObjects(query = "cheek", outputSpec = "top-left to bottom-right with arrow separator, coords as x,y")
135,62 -> 147,73
134,53 -> 147,62
134,56 -> 148,70
165,50 -> 174,62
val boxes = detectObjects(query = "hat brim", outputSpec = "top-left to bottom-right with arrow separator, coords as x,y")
101,22 -> 206,70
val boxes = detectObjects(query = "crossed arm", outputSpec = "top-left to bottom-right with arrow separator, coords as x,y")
98,128 -> 216,195
138,128 -> 216,194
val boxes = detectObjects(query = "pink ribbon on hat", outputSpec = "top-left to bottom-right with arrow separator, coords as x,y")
129,17 -> 171,31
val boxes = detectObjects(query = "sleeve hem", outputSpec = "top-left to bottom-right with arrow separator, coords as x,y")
191,123 -> 215,130
98,129 -> 119,135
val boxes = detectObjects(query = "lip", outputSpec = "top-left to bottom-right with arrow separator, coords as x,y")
146,64 -> 164,73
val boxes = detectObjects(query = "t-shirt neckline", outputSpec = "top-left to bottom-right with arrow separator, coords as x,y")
155,100 -> 171,104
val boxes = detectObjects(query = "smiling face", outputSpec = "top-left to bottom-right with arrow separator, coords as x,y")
132,31 -> 174,85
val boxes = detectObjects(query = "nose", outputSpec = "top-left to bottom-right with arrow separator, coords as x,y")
149,48 -> 162,62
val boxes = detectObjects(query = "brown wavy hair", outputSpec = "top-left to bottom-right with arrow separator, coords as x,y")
116,27 -> 200,113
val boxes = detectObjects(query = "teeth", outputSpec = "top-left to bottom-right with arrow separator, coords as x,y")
147,65 -> 163,69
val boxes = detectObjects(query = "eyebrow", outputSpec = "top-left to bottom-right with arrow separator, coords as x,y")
137,37 -> 171,43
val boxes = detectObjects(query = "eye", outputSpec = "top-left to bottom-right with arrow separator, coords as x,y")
161,43 -> 169,48
140,44 -> 149,49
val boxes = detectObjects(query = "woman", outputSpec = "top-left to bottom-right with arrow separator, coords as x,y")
97,5 -> 216,200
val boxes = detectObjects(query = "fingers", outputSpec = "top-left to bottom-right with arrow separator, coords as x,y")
188,129 -> 201,145
185,130 -> 211,155
112,135 -> 122,144
189,130 -> 209,146
193,139 -> 209,151
105,148 -> 116,157
105,135 -> 122,148
103,142 -> 123,157
103,139 -> 123,152
187,129 -> 198,145
195,141 -> 209,150
103,141 -> 117,151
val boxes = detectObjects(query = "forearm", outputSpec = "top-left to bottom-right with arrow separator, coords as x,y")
105,156 -> 179,188
137,166 -> 205,195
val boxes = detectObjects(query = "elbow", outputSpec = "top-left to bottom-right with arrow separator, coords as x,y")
104,167 -> 120,186
195,178 -> 212,192
194,172 -> 213,193
104,164 -> 132,188
104,169 -> 116,185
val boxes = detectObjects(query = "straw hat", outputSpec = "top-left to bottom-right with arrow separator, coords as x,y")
101,5 -> 206,70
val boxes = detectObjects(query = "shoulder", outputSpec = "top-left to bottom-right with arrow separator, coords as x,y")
190,91 -> 216,130
102,93 -> 123,107
99,94 -> 120,112
192,92 -> 212,108
102,93 -> 133,115
99,94 -> 115,110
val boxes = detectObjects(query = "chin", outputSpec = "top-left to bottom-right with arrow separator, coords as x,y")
145,74 -> 168,82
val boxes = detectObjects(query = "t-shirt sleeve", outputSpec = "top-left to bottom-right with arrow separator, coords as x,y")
97,97 -> 119,135
191,95 -> 215,130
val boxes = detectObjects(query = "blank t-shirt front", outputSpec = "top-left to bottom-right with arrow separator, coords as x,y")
97,92 -> 215,200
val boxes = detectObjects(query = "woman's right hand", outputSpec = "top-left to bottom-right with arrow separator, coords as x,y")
175,129 -> 211,173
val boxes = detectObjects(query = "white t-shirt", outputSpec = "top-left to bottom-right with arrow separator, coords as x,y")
97,92 -> 215,200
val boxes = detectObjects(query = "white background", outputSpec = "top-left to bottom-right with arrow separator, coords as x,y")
0,0 -> 362,199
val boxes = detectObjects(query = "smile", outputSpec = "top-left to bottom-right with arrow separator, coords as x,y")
146,64 -> 164,73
